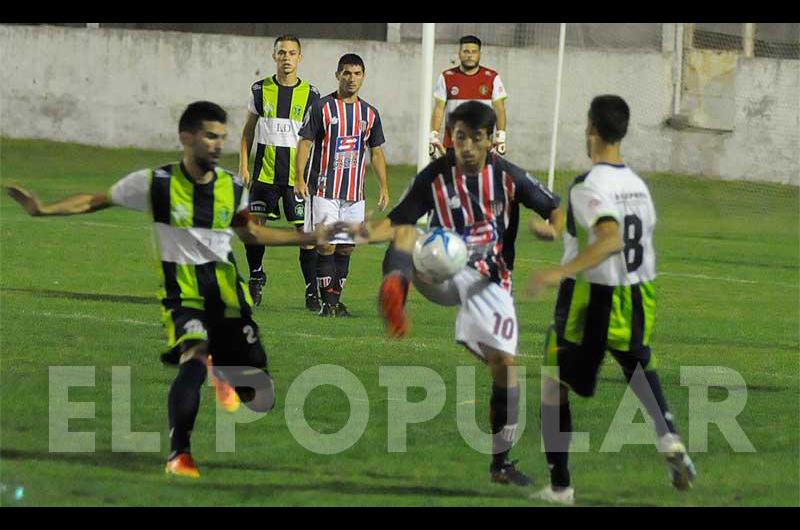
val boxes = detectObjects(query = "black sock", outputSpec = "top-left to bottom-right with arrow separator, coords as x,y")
382,242 -> 413,280
299,248 -> 318,297
490,383 -> 520,467
541,402 -> 572,488
624,368 -> 678,437
246,244 -> 266,277
167,358 -> 207,459
333,251 -> 352,302
316,253 -> 337,306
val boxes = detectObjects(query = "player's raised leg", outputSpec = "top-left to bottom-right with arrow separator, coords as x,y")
378,225 -> 417,336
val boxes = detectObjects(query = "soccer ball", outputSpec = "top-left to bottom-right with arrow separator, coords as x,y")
412,227 -> 468,283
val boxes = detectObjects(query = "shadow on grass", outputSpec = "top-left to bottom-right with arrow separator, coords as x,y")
1,287 -> 157,305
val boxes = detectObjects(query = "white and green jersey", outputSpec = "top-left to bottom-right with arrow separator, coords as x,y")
109,163 -> 254,318
247,76 -> 320,187
555,162 -> 658,352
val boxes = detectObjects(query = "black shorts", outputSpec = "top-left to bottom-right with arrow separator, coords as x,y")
249,181 -> 305,225
160,307 -> 267,368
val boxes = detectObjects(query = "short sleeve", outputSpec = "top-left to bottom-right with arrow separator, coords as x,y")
515,171 -> 560,219
109,169 -> 151,212
299,99 -> 323,141
388,170 -> 436,225
246,92 -> 258,115
570,182 -> 621,230
433,73 -> 447,102
367,110 -> 386,148
492,74 -> 508,102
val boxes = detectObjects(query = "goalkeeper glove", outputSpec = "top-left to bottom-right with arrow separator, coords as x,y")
494,130 -> 507,156
428,130 -> 444,158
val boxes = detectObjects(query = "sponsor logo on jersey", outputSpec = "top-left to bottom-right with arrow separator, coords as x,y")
217,207 -> 231,224
450,86 -> 460,96
479,85 -> 489,96
360,120 -> 367,132
490,199 -> 505,218
273,121 -> 293,133
448,195 -> 462,209
336,135 -> 359,153
330,116 -> 339,125
172,204 -> 191,223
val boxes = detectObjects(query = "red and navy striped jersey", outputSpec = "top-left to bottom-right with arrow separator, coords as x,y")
388,153 -> 560,291
298,92 -> 385,202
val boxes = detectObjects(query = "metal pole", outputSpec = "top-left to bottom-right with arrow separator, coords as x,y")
417,23 -> 436,173
673,23 -> 685,116
547,23 -> 566,192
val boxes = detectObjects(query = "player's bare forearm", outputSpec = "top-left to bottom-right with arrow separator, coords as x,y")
430,101 -> 446,133
6,185 -> 112,216
392,224 -> 418,253
560,220 -> 624,277
295,139 -> 313,196
493,99 -> 507,132
235,222 -> 316,247
530,207 -> 566,241
239,113 -> 258,180
356,218 -> 395,245
371,148 -> 389,189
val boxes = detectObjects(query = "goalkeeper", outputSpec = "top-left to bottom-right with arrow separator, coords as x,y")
429,35 -> 509,159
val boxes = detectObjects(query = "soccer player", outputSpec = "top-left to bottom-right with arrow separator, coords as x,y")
359,101 -> 565,486
295,53 -> 390,317
5,101 -> 338,478
528,95 -> 697,505
239,35 -> 321,311
429,35 -> 508,159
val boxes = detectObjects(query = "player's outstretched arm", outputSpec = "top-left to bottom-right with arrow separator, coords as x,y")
5,185 -> 113,216
234,218 -> 337,247
530,206 -> 566,241
527,218 -> 623,298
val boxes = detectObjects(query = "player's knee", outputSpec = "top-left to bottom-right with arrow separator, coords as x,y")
317,243 -> 336,255
335,244 -> 355,256
179,342 -> 209,365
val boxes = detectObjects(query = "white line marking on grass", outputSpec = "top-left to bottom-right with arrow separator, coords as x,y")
659,272 -> 758,285
79,221 -> 149,231
39,311 -> 159,327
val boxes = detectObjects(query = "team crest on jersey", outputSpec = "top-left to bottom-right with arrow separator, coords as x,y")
292,104 -> 304,119
450,86 -> 459,96
485,70 -> 492,76
448,195 -> 462,210
294,202 -> 305,217
360,120 -> 367,132
264,102 -> 275,116
490,199 -> 505,218
330,116 -> 339,125
172,204 -> 191,223
217,207 -> 231,224
479,85 -> 489,96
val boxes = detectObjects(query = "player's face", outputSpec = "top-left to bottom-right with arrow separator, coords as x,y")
336,64 -> 365,97
452,121 -> 492,173
189,121 -> 227,171
459,44 -> 481,71
273,40 -> 301,76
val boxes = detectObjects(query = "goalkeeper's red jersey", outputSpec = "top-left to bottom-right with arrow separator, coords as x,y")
433,66 -> 508,148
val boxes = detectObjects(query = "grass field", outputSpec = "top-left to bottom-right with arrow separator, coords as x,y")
1,138 -> 798,506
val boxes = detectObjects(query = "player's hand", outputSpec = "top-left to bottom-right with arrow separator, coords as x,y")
493,130 -> 507,156
428,131 -> 445,158
377,187 -> 389,212
5,184 -> 44,216
294,178 -> 309,200
311,216 -> 336,246
530,218 -> 558,241
526,267 -> 564,298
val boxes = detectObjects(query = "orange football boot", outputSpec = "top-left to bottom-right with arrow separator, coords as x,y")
207,356 -> 241,413
378,273 -> 411,338
165,453 -> 200,479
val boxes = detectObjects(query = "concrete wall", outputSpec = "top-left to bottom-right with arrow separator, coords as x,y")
2,25 -> 798,185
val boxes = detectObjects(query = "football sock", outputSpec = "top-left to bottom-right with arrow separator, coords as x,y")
167,358 -> 207,459
316,252 -> 336,306
382,242 -> 413,280
299,248 -> 318,298
490,383 -> 520,467
333,250 -> 352,302
624,368 -> 677,437
246,244 -> 266,277
541,402 -> 572,488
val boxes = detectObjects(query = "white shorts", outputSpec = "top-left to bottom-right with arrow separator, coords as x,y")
304,196 -> 365,245
413,267 -> 519,359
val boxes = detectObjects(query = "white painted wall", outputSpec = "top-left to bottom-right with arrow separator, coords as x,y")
2,25 -> 798,185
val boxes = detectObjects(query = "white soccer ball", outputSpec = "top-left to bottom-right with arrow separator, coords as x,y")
412,227 -> 468,283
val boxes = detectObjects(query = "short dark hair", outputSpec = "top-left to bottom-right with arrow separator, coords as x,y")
588,95 -> 630,144
459,35 -> 482,48
274,34 -> 301,52
447,100 -> 496,137
337,53 -> 365,73
179,101 -> 227,133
